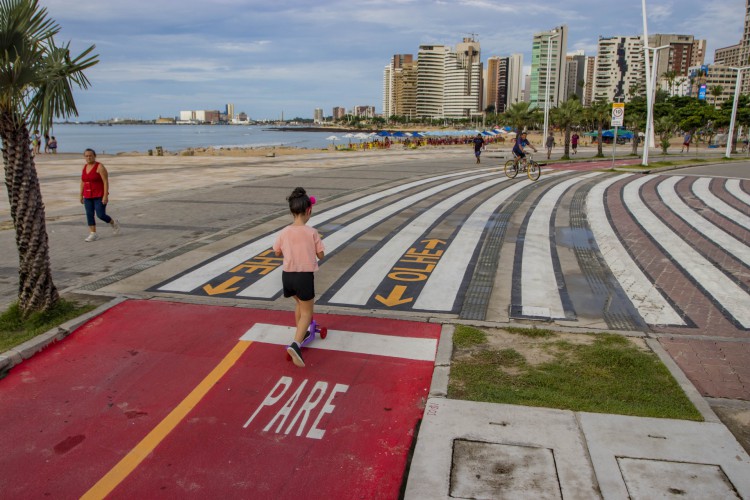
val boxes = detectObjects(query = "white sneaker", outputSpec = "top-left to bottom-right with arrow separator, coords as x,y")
84,232 -> 99,242
111,220 -> 121,235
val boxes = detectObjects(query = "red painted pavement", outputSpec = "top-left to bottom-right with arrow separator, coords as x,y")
0,300 -> 440,498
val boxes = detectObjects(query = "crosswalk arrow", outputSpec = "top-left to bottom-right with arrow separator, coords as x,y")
375,285 -> 413,307
203,276 -> 244,295
421,238 -> 447,249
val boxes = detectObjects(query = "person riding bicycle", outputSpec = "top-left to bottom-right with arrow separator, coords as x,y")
513,131 -> 537,166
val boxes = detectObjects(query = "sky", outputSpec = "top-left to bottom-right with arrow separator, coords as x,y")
42,0 -> 745,122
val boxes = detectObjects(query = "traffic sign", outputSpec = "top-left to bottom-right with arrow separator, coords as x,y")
611,103 -> 625,127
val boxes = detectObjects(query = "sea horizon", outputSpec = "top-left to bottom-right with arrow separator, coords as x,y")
34,123 -> 353,155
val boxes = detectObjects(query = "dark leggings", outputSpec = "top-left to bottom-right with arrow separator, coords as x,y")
83,197 -> 112,227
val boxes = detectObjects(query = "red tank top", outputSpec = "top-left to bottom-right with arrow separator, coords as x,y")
81,162 -> 105,198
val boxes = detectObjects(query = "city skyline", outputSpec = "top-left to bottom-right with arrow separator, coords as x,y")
43,0 -> 744,121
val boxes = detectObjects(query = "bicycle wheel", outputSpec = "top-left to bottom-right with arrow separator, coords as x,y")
527,160 -> 541,181
504,159 -> 519,179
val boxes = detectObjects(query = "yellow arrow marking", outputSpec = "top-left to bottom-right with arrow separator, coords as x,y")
421,239 -> 447,249
375,285 -> 413,307
202,276 -> 244,295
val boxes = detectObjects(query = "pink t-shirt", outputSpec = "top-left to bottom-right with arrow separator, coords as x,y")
273,225 -> 324,272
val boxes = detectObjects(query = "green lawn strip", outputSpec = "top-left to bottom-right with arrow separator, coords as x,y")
0,300 -> 96,353
449,325 -> 702,421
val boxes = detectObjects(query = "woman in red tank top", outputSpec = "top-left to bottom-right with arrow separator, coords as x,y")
80,148 -> 120,242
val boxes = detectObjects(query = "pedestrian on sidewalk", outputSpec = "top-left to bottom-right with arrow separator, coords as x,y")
571,133 -> 579,155
545,132 -> 555,159
472,133 -> 485,164
80,148 -> 120,242
681,131 -> 691,153
273,187 -> 325,367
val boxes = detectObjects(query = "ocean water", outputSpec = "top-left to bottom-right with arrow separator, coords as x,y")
37,124 -> 350,154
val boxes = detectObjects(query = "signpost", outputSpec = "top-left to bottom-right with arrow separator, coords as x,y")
611,103 -> 625,168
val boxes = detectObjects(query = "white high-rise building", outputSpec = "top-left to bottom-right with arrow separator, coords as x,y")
444,38 -> 482,118
416,45 -> 449,119
594,36 -> 646,102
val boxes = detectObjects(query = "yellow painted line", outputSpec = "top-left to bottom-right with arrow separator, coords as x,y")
81,341 -> 252,500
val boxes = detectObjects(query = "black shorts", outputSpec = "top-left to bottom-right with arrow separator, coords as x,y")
513,149 -> 525,159
282,271 -> 315,301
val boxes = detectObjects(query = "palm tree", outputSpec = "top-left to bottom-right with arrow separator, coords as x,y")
654,116 -> 677,154
662,70 -> 677,96
550,98 -> 583,159
710,85 -> 724,108
585,99 -> 610,157
0,0 -> 98,316
501,101 -> 539,135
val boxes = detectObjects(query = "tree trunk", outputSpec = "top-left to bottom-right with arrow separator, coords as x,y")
597,122 -> 604,157
563,126 -> 571,158
0,113 -> 59,316
631,126 -> 640,155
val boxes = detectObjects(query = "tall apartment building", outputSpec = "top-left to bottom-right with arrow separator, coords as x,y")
648,34 -> 706,78
594,35 -> 646,102
383,54 -> 417,119
713,0 -> 750,93
443,37 -> 482,118
565,51 -> 587,102
225,103 -> 235,122
486,57 -> 501,112
691,39 -> 707,68
529,25 -> 568,110
411,39 -> 483,119
487,54 -> 523,113
416,44 -> 448,119
353,106 -> 375,118
715,43 -> 743,66
332,107 -> 346,120
313,108 -> 324,123
505,54 -> 524,108
688,64 -> 740,107
583,56 -> 596,106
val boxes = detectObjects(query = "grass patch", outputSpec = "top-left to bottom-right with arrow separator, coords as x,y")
0,300 -> 96,353
453,325 -> 487,348
505,326 -> 556,338
449,328 -> 702,421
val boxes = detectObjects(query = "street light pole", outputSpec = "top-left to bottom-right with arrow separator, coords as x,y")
642,45 -> 670,167
725,66 -> 750,158
543,30 -> 561,143
641,0 -> 652,149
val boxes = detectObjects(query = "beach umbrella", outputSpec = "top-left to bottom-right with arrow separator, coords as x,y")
326,135 -> 339,146
392,131 -> 408,137
377,130 -> 392,137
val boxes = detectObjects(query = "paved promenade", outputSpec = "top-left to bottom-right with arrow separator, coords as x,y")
1,146 -> 750,498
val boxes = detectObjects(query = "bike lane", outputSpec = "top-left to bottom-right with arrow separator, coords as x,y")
0,300 -> 440,499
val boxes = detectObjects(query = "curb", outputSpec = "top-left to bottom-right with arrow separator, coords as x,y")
0,296 -> 128,378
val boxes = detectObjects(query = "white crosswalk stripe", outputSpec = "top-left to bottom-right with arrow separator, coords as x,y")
414,172 -> 565,311
587,174 -> 684,326
329,176 -> 512,306
624,175 -> 750,328
726,179 -> 750,207
659,177 -> 750,267
519,172 -> 602,319
692,177 -> 750,230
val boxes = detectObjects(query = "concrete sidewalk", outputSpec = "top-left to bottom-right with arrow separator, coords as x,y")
402,325 -> 750,498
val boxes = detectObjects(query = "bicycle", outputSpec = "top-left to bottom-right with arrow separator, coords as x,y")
504,153 -> 541,181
